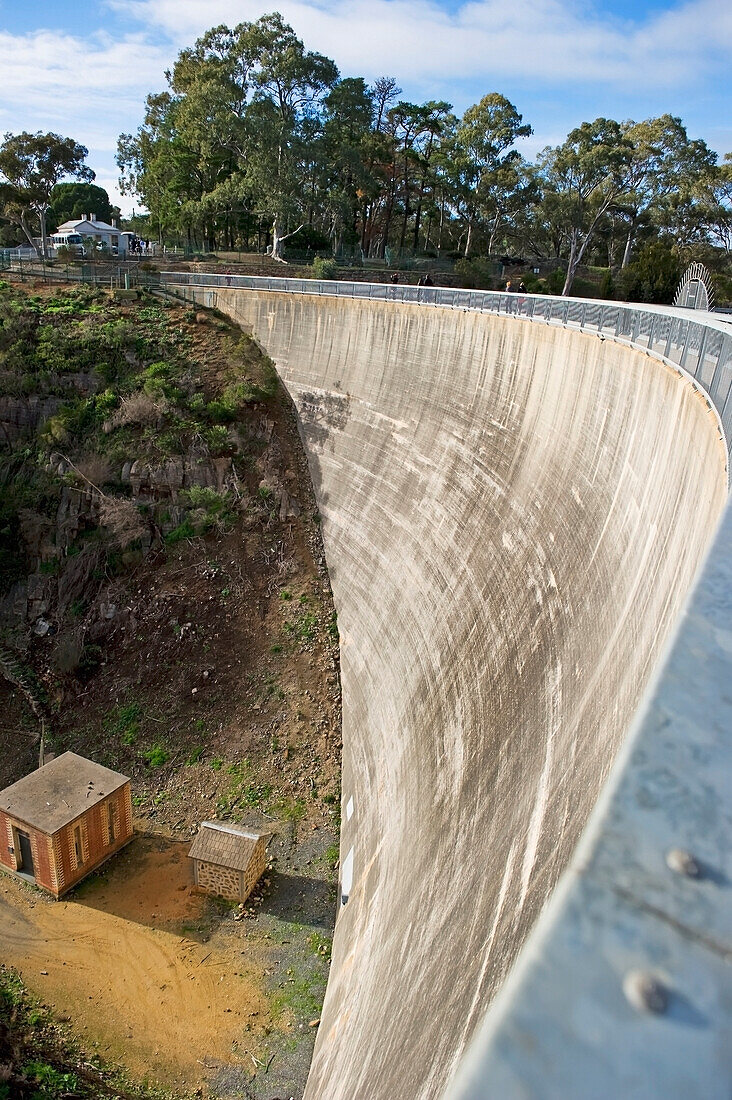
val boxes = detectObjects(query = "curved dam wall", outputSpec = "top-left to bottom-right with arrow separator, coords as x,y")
174,288 -> 727,1097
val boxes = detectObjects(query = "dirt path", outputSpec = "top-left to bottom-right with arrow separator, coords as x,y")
0,837 -> 273,1092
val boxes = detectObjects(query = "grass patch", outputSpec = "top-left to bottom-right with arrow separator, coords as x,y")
105,700 -> 142,744
216,760 -> 272,814
271,972 -> 324,1024
268,796 -> 307,823
142,743 -> 169,768
308,931 -> 333,961
324,843 -> 339,866
283,610 -> 318,645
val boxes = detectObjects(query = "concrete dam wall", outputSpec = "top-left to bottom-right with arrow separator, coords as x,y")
176,287 -> 728,1097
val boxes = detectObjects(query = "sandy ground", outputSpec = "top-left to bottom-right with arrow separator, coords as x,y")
0,835 -> 274,1093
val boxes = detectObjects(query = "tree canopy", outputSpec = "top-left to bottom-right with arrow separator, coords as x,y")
0,131 -> 94,255
115,13 -> 730,296
47,182 -> 117,230
6,12 -> 728,299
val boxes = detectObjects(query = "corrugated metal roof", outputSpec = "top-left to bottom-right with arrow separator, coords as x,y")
188,821 -> 268,872
0,752 -> 129,834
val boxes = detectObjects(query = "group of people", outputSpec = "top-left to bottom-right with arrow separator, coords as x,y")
505,279 -> 527,293
128,237 -> 152,256
389,272 -> 435,286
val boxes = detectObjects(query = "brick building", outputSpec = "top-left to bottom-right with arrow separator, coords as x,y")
0,753 -> 133,898
189,821 -> 269,902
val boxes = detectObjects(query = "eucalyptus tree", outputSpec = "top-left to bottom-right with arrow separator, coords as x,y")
376,99 -> 454,255
539,118 -> 635,295
0,131 -> 93,256
617,115 -> 718,266
319,77 -> 376,252
238,14 -> 338,258
449,94 -> 532,256
407,101 -> 454,252
168,28 -> 254,247
119,15 -> 338,256
715,153 -> 732,255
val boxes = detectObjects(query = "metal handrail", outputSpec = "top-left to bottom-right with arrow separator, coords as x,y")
156,272 -> 732,463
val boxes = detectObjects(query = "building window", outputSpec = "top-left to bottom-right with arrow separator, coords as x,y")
108,800 -> 119,844
73,825 -> 83,866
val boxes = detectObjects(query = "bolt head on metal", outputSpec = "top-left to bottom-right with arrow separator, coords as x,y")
623,971 -> 668,1015
666,848 -> 700,878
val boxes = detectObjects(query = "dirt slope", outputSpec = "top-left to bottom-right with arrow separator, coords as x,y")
0,279 -> 341,1099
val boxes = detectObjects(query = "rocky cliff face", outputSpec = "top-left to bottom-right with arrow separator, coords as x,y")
0,283 -> 341,825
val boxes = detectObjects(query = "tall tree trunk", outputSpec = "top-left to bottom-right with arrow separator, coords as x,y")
39,203 -> 49,259
464,219 -> 473,258
621,224 -> 635,269
271,217 -> 304,262
18,212 -> 37,252
399,193 -> 411,254
487,212 -> 501,256
562,232 -> 583,296
437,195 -> 446,251
413,142 -> 434,251
271,216 -> 285,261
380,165 -> 399,258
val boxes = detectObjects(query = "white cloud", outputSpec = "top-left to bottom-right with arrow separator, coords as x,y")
114,0 -> 732,92
0,28 -> 171,215
0,29 -> 168,147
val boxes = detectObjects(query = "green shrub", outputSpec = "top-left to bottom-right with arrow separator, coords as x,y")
177,486 -> 235,536
164,518 -> 195,544
143,743 -> 169,767
619,239 -> 682,304
311,255 -> 338,280
454,256 -> 500,289
327,610 -> 339,643
78,644 -> 102,675
203,424 -> 231,455
544,268 -> 566,295
105,701 -> 141,743
23,1061 -> 78,1094
599,268 -> 614,299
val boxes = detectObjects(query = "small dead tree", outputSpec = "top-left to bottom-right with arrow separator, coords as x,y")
59,454 -> 148,549
97,496 -> 148,548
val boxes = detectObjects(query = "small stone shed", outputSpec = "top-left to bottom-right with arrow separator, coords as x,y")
189,821 -> 269,902
0,752 -> 133,898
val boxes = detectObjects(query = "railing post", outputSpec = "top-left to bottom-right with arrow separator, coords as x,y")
664,319 -> 675,360
694,328 -> 708,382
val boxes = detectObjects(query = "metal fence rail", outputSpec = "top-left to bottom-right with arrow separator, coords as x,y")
156,271 -> 732,462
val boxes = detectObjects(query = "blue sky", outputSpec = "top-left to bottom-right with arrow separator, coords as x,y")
1,0 -> 730,215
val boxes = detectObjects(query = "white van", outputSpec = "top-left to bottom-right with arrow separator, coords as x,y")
49,232 -> 85,257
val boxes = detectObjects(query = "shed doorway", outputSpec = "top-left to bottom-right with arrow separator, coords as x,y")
17,831 -> 34,878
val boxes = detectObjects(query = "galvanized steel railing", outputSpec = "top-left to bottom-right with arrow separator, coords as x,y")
158,272 -> 732,461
